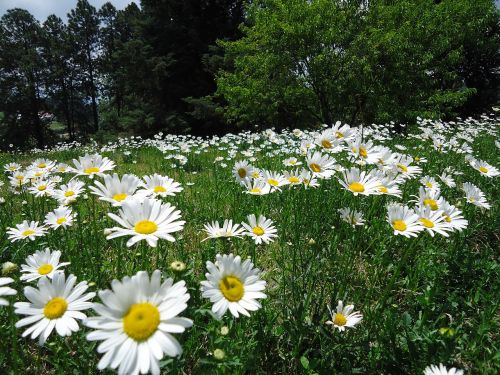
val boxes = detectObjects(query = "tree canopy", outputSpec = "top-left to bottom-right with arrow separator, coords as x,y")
0,0 -> 498,149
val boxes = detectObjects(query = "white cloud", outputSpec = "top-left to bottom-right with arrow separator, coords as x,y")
0,0 -> 138,22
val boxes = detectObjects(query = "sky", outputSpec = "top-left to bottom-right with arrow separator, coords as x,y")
1,0 -> 498,22
0,1 -> 138,22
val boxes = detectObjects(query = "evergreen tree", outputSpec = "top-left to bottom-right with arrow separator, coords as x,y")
68,0 -> 100,133
0,9 -> 46,148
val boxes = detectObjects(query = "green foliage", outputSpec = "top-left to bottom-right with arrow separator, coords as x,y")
216,0 -> 499,128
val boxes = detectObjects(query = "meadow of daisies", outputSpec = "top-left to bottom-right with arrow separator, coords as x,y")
0,113 -> 498,375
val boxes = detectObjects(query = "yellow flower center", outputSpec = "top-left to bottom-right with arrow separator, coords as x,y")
249,188 -> 262,193
415,157 -> 420,161
219,275 -> 244,302
113,193 -> 128,202
359,147 -> 368,158
9,166 -> 17,171
251,171 -> 260,179
419,218 -> 434,228
134,220 -> 158,234
154,186 -> 167,193
289,160 -> 297,165
35,172 -> 43,177
123,303 -> 160,341
44,297 -> 68,319
349,182 -> 365,193
333,313 -> 347,326
16,175 -> 24,180
58,167 -> 66,172
22,229 -> 35,237
423,198 -> 438,211
238,168 -> 247,178
398,164 -> 408,173
392,220 -> 407,231
37,185 -> 47,191
56,217 -> 67,225
479,166 -> 488,173
267,178 -> 279,187
335,131 -> 344,139
38,264 -> 54,275
37,163 -> 47,168
288,176 -> 300,184
379,186 -> 388,193
321,140 -> 332,149
444,215 -> 452,223
84,167 -> 100,174
310,163 -> 321,173
425,182 -> 433,188
64,191 -> 75,197
252,226 -> 265,236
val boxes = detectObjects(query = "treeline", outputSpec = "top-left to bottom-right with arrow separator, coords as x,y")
0,0 -> 498,149
0,0 -> 244,149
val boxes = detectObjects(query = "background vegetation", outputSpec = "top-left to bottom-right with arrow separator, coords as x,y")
0,0 -> 498,149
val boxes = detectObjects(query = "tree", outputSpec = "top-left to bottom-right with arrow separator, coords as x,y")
68,0 -> 100,133
0,9 -> 47,148
216,0 -> 499,128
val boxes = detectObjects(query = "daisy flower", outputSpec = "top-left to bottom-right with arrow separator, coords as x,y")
138,174 -> 183,198
338,208 -> 365,227
423,363 -> 463,375
31,158 -> 56,171
7,220 -> 47,242
200,253 -> 266,319
53,179 -> 86,205
326,300 -> 363,332
306,151 -> 336,179
387,204 -> 424,238
415,206 -> 453,237
438,172 -> 456,188
70,153 -> 116,179
470,159 -> 499,177
241,214 -> 278,245
90,173 -> 141,206
315,129 -> 340,151
260,170 -> 288,192
28,180 -> 56,198
44,206 -> 75,229
462,182 -> 491,209
20,249 -> 70,282
0,277 -> 17,306
300,170 -> 320,189
420,176 -> 440,192
241,178 -> 271,195
55,163 -> 70,173
9,171 -> 29,187
349,140 -> 381,164
283,169 -> 303,186
417,187 -> 445,211
232,160 -> 254,182
106,198 -> 185,247
202,219 -> 245,241
440,202 -> 468,232
372,171 -> 402,198
4,162 -> 21,173
338,167 -> 380,196
331,122 -> 356,142
394,155 -> 422,179
85,270 -> 192,375
282,157 -> 302,167
14,273 -> 95,345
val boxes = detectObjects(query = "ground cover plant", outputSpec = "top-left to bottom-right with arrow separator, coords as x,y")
0,113 -> 498,374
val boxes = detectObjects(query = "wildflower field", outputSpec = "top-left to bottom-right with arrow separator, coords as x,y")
0,114 -> 498,375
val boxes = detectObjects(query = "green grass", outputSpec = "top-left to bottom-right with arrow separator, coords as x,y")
0,123 -> 498,374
